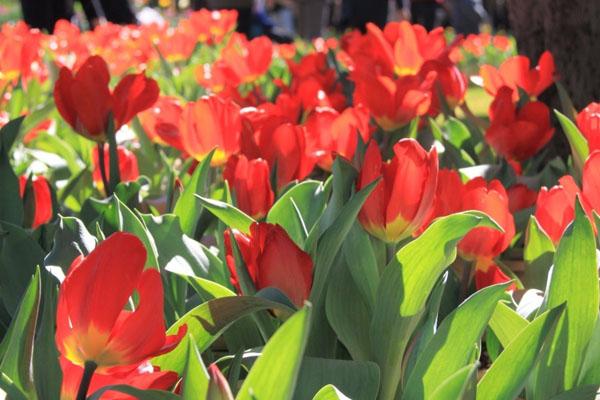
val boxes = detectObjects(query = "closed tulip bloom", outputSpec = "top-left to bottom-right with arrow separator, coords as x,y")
418,168 -> 465,233
92,144 -> 140,185
582,151 -> 600,212
353,71 -> 435,132
418,59 -> 467,114
207,364 -> 235,400
18,175 -> 53,228
56,232 -> 186,372
224,155 -> 274,220
54,55 -> 159,142
458,178 -> 515,260
480,50 -> 555,99
485,87 -> 554,162
224,223 -> 313,308
138,96 -> 185,152
357,139 -> 438,243
507,183 -> 538,213
576,102 -> 600,152
180,95 -> 241,166
474,259 -> 515,291
534,176 -> 581,244
59,357 -> 178,400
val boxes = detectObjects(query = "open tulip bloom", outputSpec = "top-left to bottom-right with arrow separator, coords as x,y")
3,12 -> 600,400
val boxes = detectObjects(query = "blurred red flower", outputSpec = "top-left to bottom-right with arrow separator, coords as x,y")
18,175 -> 52,229
224,155 -> 274,220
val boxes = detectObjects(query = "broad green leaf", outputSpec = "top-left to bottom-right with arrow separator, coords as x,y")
312,385 -> 350,400
0,222 -> 45,314
0,117 -> 25,226
0,269 -> 40,397
578,318 -> 600,385
488,302 -> 529,348
403,284 -> 507,400
182,337 -> 210,399
325,262 -> 371,361
429,364 -> 478,400
237,305 -> 312,400
174,149 -> 215,236
88,385 -> 180,400
0,372 -> 27,400
555,110 -> 589,174
197,196 -> 255,235
295,358 -> 380,400
477,305 -> 565,400
523,216 -> 555,289
446,117 -> 472,149
549,385 -> 600,400
343,223 -> 379,309
153,296 -> 293,374
370,211 -> 499,399
267,180 -> 327,247
534,199 -> 599,398
43,216 -> 97,277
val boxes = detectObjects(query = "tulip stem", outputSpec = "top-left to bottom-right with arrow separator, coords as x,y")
97,143 -> 111,197
76,361 -> 97,400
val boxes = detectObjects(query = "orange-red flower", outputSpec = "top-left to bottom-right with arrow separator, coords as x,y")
184,9 -> 238,44
138,96 -> 185,152
60,358 -> 178,400
18,175 -> 53,229
357,139 -> 438,242
180,95 -> 242,166
56,232 -> 186,372
474,259 -> 515,291
418,59 -> 467,114
352,72 -> 435,131
54,55 -> 159,142
480,51 -> 555,99
418,168 -> 465,233
221,34 -> 273,84
485,86 -> 554,162
304,105 -> 372,170
507,183 -> 538,213
458,178 -> 515,261
92,145 -> 140,185
576,102 -> 600,152
224,155 -> 274,220
224,223 -> 313,308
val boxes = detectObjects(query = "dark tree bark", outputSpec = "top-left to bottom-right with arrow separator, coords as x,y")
507,0 -> 600,109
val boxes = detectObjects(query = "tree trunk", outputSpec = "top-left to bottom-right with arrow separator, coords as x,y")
506,0 -> 600,109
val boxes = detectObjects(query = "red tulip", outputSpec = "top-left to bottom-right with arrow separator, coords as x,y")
54,55 -> 159,142
224,223 -> 313,308
583,151 -> 600,213
576,102 -> 600,152
207,364 -> 235,400
418,59 -> 467,114
534,176 -> 581,244
56,232 -> 186,373
474,259 -> 515,291
60,357 -> 178,400
357,139 -> 438,242
507,183 -> 538,213
352,71 -> 435,131
180,95 -> 242,166
480,50 -> 555,99
92,144 -> 140,186
185,9 -> 238,44
304,106 -> 372,170
138,96 -> 185,152
458,178 -> 515,261
221,34 -> 273,84
18,175 -> 52,228
223,155 -> 274,220
418,168 -> 465,233
485,86 -> 554,161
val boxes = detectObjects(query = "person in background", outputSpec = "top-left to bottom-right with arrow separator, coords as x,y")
339,0 -> 390,31
409,0 -> 439,30
447,0 -> 487,33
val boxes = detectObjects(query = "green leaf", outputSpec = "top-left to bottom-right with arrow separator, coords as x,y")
403,283 -> 507,400
267,180 -> 327,247
523,216 -> 555,289
533,198 -> 599,398
0,269 -> 40,397
174,149 -> 215,236
0,372 -> 27,400
295,358 -> 380,400
88,385 -> 180,400
549,385 -> 600,400
153,296 -> 293,374
578,318 -> 600,385
43,216 -> 97,277
477,305 -> 565,400
555,110 -> 589,174
370,211 -> 500,400
446,117 -> 472,149
311,385 -> 351,400
429,364 -> 478,400
182,337 -> 210,399
237,305 -> 312,400
0,117 -> 25,226
488,302 -> 529,348
197,196 -> 255,235
325,261 -> 372,361
342,223 -> 379,309
0,222 -> 45,314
